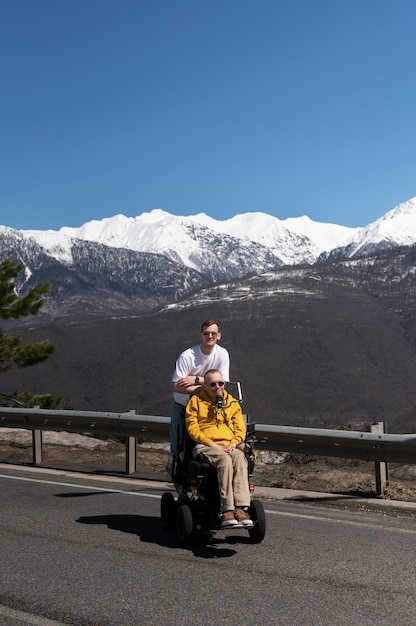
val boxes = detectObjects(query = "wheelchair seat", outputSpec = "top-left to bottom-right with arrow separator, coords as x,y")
186,455 -> 215,481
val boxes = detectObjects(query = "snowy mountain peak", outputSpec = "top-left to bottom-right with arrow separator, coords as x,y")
385,196 -> 416,216
282,215 -> 359,252
326,196 -> 416,259
4,196 -> 416,272
185,211 -> 312,263
20,208 -> 351,268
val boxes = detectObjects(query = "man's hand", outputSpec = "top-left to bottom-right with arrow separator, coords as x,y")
174,376 -> 201,393
207,443 -> 237,454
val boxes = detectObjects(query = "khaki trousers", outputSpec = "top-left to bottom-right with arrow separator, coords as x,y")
194,444 -> 250,512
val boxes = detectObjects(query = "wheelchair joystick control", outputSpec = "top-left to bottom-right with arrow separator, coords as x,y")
215,395 -> 224,408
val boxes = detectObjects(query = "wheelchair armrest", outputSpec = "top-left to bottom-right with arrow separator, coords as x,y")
245,422 -> 255,438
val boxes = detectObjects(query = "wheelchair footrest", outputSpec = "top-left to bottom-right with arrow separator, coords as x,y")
216,523 -> 249,530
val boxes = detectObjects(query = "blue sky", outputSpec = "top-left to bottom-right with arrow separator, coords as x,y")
1,0 -> 416,231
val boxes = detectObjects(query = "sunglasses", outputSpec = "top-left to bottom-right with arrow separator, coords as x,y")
209,381 -> 225,388
203,331 -> 218,337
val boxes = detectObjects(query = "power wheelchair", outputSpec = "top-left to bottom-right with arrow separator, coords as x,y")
161,384 -> 266,547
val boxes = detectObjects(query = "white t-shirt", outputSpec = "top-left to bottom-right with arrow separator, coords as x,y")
172,343 -> 230,406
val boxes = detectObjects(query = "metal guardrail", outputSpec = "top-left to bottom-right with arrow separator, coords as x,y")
0,407 -> 171,475
255,423 -> 416,464
0,406 -> 414,462
0,407 -> 413,495
0,407 -> 171,439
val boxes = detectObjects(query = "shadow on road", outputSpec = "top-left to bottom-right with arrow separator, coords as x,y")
76,513 -> 250,558
56,491 -> 115,497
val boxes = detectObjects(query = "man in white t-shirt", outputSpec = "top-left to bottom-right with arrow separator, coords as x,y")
170,319 -> 230,457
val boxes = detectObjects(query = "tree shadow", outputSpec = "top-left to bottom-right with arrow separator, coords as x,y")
76,513 -> 243,558
286,491 -> 376,503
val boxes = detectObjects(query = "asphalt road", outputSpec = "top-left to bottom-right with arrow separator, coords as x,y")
0,465 -> 415,626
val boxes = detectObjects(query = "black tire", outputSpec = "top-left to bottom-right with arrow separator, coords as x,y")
176,503 -> 193,546
248,499 -> 266,544
160,492 -> 176,531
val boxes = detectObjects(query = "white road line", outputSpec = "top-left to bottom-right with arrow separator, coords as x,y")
0,472 -> 161,499
266,508 -> 416,534
1,471 -> 415,535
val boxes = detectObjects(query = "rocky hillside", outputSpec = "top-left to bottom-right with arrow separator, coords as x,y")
4,245 -> 416,434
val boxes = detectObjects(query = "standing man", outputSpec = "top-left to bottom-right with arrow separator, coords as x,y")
170,320 -> 230,457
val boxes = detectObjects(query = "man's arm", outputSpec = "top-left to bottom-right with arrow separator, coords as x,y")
230,405 -> 247,443
172,349 -> 202,395
172,375 -> 202,395
185,397 -> 203,443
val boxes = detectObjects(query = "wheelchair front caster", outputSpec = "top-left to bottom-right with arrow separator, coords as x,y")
248,499 -> 266,544
176,503 -> 193,547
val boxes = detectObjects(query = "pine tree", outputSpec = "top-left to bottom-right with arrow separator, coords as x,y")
0,259 -> 55,373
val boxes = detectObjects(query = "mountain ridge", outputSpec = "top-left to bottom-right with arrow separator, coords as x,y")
0,196 -> 414,322
17,207 -> 357,265
3,196 -> 416,268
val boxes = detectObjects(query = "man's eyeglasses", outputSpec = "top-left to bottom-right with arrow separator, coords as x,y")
203,331 -> 218,337
209,381 -> 225,388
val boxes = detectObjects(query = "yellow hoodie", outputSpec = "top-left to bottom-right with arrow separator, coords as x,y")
186,389 -> 246,447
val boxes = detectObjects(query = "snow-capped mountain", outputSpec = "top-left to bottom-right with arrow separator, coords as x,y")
16,196 -> 416,271
322,197 -> 416,260
1,196 -> 416,322
282,215 -> 358,255
21,208 -> 357,267
185,212 -> 357,262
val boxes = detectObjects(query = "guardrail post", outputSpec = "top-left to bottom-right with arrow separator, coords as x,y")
32,430 -> 43,465
371,422 -> 389,497
126,410 -> 137,475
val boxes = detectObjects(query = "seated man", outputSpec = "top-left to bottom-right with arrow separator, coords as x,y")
185,368 -> 253,528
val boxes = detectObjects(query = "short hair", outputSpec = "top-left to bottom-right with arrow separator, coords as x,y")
201,319 -> 219,332
204,368 -> 223,379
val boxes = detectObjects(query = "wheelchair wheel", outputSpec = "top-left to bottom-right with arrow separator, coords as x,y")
161,492 -> 176,531
248,499 -> 266,544
176,503 -> 193,546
